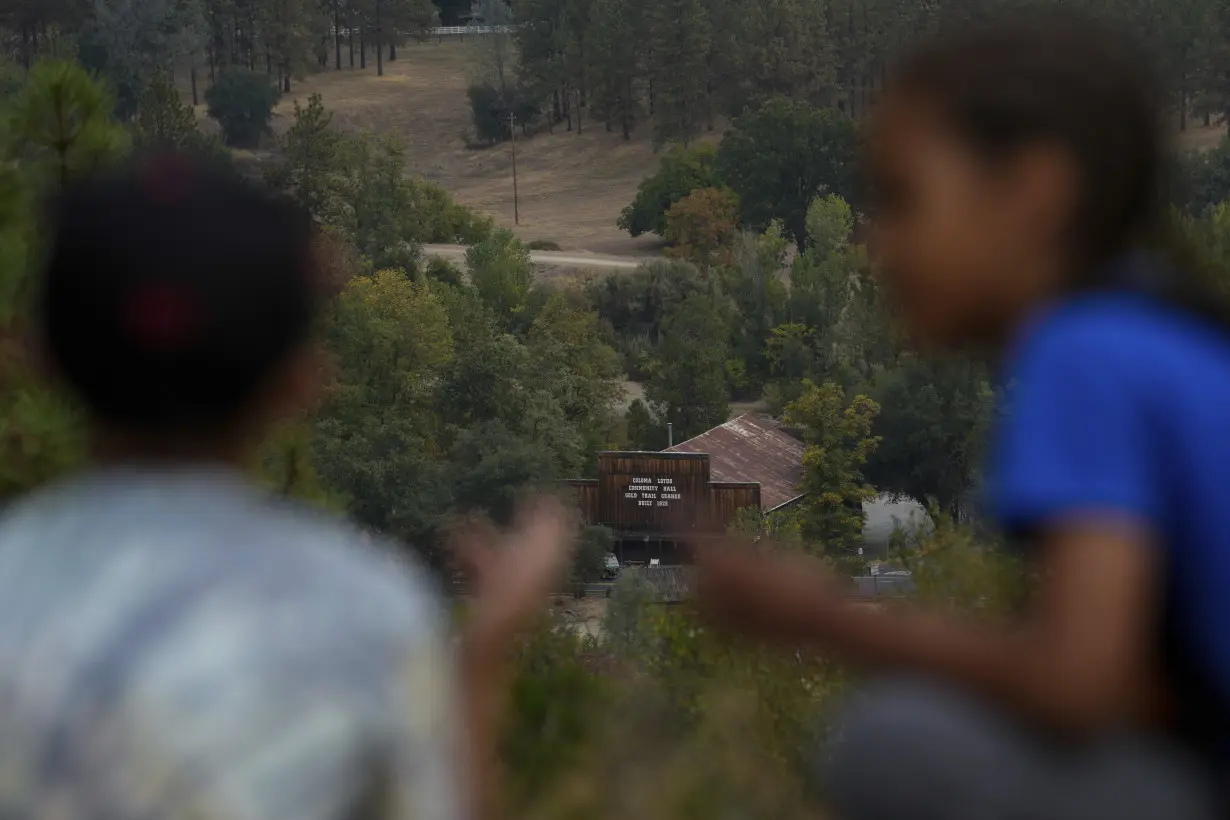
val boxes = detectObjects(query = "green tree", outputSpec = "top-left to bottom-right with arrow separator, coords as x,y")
513,0 -> 567,125
719,0 -> 837,117
584,258 -> 708,378
618,142 -> 719,238
1177,201 -> 1230,301
584,0 -> 640,138
401,178 -> 494,245
266,93 -> 345,220
313,270 -> 455,561
447,417 -> 567,524
2,58 -> 129,501
645,291 -> 732,439
1174,139 -> 1230,217
471,0 -> 519,99
764,323 -> 818,385
720,221 -> 790,395
663,186 -> 739,272
716,98 -> 859,249
560,0 -> 595,133
11,60 -> 129,185
526,291 -> 624,449
804,193 -> 854,255
261,0 -> 328,91
466,228 -> 535,328
783,380 -> 881,555
384,0 -> 439,54
132,70 -> 224,161
205,69 -> 281,147
647,0 -> 711,145
623,397 -> 663,450
133,71 -> 199,150
351,0 -> 437,76
567,524 -> 613,595
77,0 -> 199,119
332,132 -> 423,272
782,195 -> 891,389
865,356 -> 994,520
255,419 -> 339,505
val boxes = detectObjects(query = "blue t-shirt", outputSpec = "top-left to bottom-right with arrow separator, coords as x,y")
987,287 -> 1230,756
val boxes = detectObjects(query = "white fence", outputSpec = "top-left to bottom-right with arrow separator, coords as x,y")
333,25 -> 512,37
430,25 -> 513,35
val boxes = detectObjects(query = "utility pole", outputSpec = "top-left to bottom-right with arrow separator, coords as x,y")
509,111 -> 520,225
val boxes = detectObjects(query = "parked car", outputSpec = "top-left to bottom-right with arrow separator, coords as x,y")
603,553 -> 621,579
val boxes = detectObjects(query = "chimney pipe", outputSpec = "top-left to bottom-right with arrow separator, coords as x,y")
667,422 -> 673,448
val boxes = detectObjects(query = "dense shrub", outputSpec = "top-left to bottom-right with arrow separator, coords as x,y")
76,29 -> 141,120
716,99 -> 861,249
527,239 -> 563,251
205,70 -> 281,147
1174,140 -> 1230,216
618,143 -> 720,238
499,516 -> 1030,820
468,81 -> 541,144
425,256 -> 466,287
584,259 -> 708,375
408,176 -> 495,244
663,186 -> 740,270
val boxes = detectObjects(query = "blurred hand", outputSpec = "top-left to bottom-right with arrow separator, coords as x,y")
450,495 -> 578,665
692,538 -> 844,642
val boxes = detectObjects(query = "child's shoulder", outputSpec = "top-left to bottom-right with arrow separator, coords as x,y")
1018,291 -> 1228,378
248,496 -> 446,623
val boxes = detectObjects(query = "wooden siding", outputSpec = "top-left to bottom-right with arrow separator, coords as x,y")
595,452 -> 710,532
564,479 -> 599,524
569,452 -> 771,536
709,482 -> 761,530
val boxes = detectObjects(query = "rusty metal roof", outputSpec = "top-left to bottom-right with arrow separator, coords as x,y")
665,414 -> 804,511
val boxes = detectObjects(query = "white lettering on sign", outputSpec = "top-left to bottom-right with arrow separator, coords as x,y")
624,477 -> 681,509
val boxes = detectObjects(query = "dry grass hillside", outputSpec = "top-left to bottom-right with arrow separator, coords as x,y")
203,37 -> 1226,254
1178,120 -> 1227,151
260,39 -> 700,254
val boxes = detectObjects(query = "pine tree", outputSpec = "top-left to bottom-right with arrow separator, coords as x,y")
647,0 -> 710,147
584,0 -> 639,138
265,92 -> 345,219
726,0 -> 837,116
133,70 -> 206,150
645,291 -> 731,438
473,0 -> 518,99
515,0 -> 567,124
261,0 -> 326,91
12,60 -> 129,184
1,60 -> 128,501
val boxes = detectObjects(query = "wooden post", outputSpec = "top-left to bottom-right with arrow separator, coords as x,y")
334,4 -> 342,69
510,111 -> 519,226
375,0 -> 384,76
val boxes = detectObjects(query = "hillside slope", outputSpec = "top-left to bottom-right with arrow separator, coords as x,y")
226,38 -> 1222,253
264,40 -> 698,254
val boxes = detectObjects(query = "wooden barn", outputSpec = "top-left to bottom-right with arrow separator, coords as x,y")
564,414 -> 806,564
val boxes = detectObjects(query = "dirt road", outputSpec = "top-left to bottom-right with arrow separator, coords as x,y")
423,243 -> 651,271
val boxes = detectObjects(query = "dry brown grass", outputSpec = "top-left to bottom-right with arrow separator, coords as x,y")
1176,120 -> 1227,152
256,39 -> 688,255
193,41 -> 1230,254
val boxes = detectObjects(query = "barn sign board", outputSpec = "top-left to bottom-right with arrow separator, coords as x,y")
567,451 -> 760,535
624,476 -> 683,508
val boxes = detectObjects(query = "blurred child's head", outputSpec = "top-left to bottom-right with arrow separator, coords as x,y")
868,11 -> 1166,350
37,154 -> 325,462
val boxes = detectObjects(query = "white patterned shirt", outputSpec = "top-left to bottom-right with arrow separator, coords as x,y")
0,465 -> 461,820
